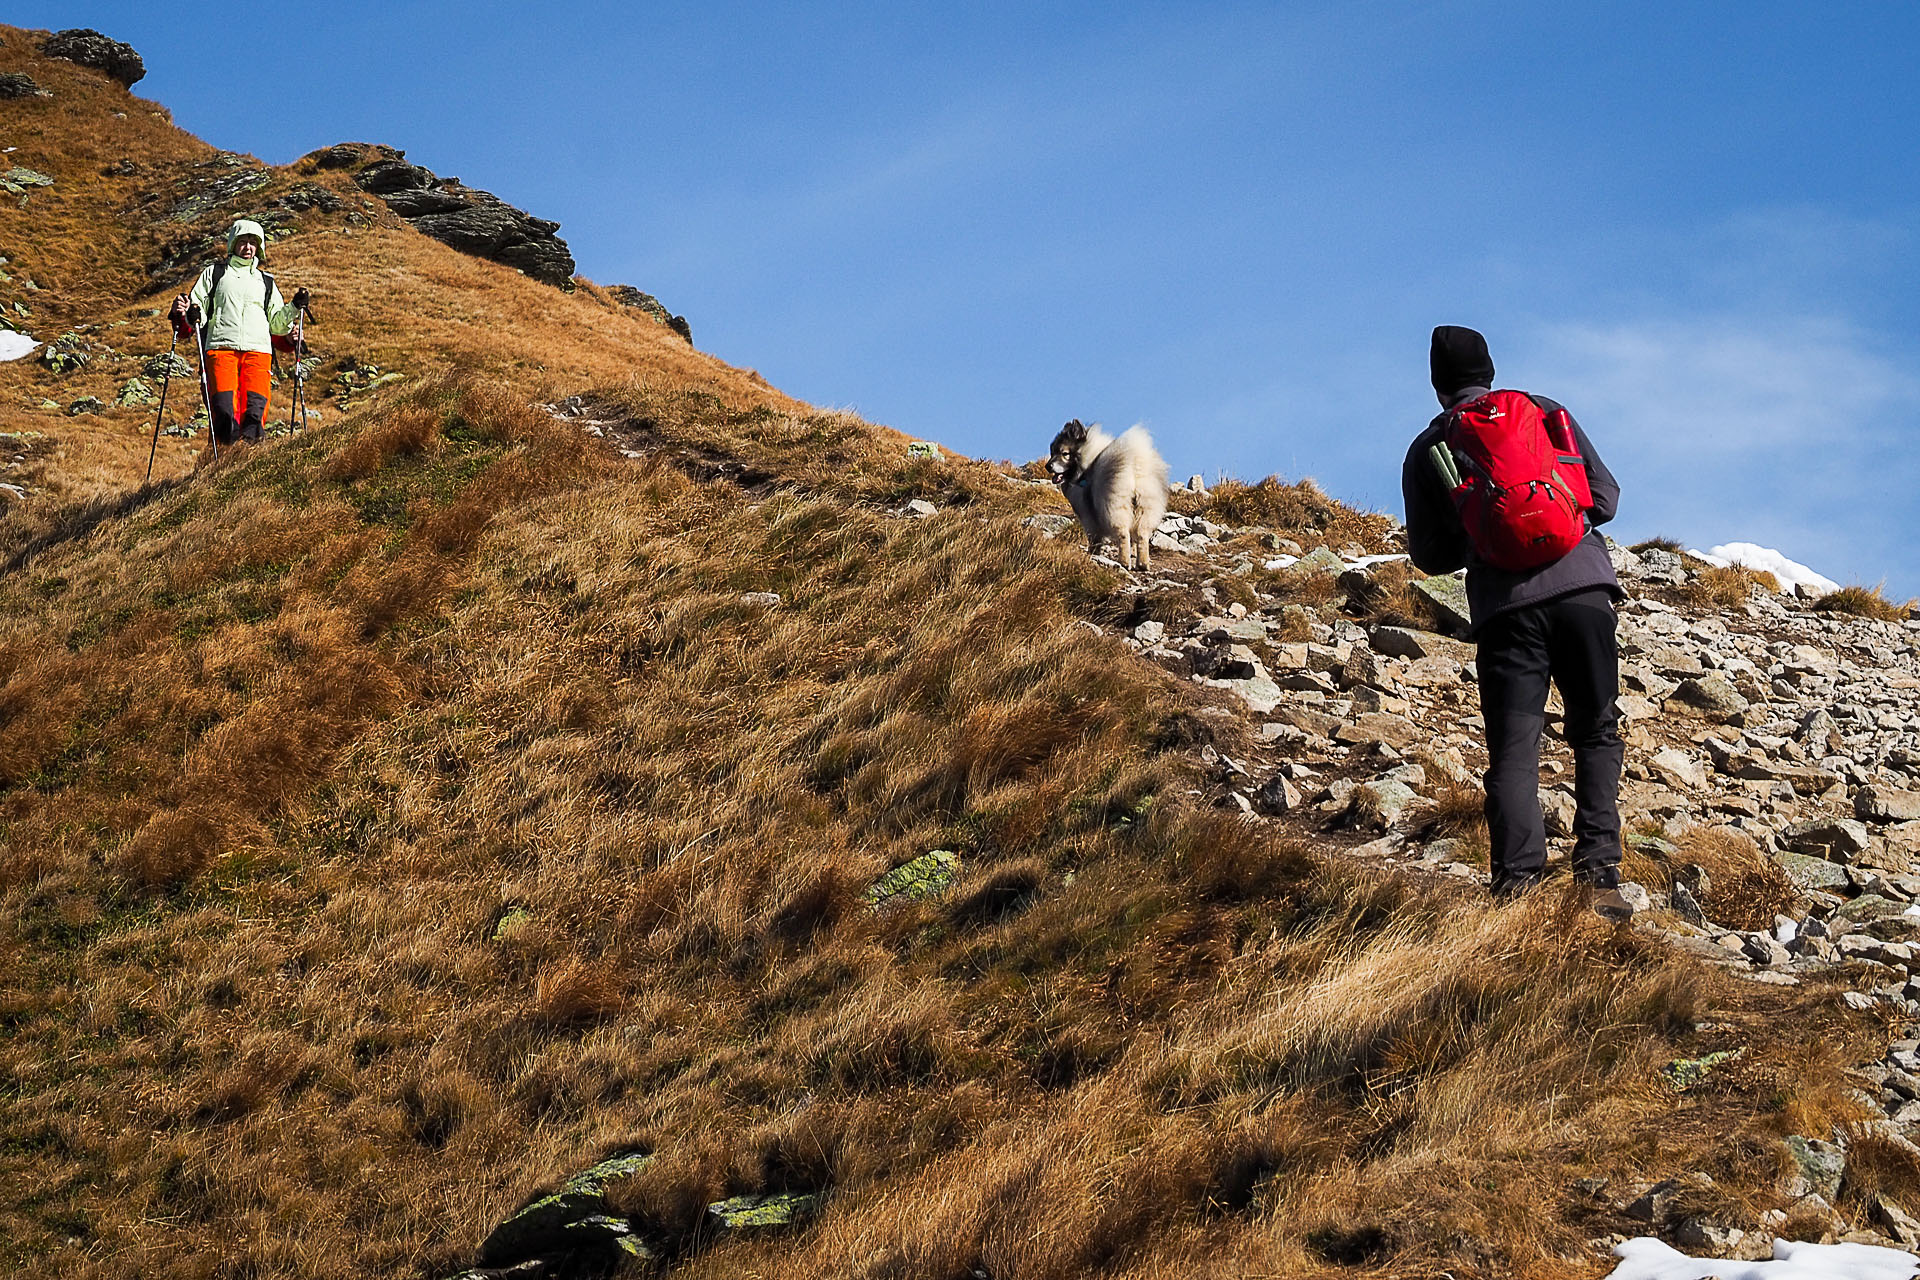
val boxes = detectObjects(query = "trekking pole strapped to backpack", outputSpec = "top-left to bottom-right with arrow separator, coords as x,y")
1430,390 -> 1593,572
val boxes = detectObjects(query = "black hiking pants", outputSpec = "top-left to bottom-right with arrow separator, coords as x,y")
1476,587 -> 1623,895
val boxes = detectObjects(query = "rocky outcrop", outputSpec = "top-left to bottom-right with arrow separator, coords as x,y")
311,143 -> 576,287
40,29 -> 145,87
0,72 -> 47,99
607,286 -> 693,345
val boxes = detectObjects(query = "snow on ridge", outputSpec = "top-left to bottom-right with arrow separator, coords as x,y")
0,331 -> 37,362
1607,1235 -> 1919,1279
1688,541 -> 1841,597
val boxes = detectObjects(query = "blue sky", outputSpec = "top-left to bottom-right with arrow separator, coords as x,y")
26,2 -> 1920,594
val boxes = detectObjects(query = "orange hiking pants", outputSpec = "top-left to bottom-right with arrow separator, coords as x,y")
205,349 -> 272,445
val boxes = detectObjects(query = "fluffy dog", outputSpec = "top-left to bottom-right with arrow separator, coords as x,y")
1046,419 -> 1170,571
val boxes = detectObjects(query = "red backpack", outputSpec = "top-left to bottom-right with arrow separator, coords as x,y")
1430,390 -> 1593,572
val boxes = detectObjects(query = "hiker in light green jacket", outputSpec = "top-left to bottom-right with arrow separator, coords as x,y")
168,220 -> 311,444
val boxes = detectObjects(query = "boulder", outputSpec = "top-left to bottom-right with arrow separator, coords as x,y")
1410,574 -> 1471,634
1667,673 -> 1750,723
1782,1135 -> 1845,1201
1775,852 -> 1850,891
1332,713 -> 1421,751
606,285 -> 692,344
1254,773 -> 1303,815
1858,787 -> 1920,825
114,376 -> 157,408
1348,779 -> 1417,829
1290,546 -> 1346,577
0,72 -> 45,99
1369,625 -> 1437,660
1649,748 -> 1708,791
1781,817 -> 1872,863
867,851 -> 958,911
477,1152 -> 654,1268
706,1191 -> 818,1232
40,29 -> 146,87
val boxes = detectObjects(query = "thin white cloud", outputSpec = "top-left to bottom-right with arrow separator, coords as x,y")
1525,314 -> 1920,594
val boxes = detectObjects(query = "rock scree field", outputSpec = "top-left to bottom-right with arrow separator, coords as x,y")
5,23 -> 1920,1280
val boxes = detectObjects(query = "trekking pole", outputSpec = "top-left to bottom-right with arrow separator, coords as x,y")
287,302 -> 314,432
190,314 -> 217,465
143,327 -> 181,484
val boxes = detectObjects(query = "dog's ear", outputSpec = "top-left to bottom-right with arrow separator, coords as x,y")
1063,419 -> 1087,440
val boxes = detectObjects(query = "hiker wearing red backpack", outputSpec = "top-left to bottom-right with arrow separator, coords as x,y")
167,219 -> 311,446
1401,326 -> 1630,916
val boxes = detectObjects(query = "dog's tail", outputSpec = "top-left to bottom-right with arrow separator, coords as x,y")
1121,425 -> 1169,542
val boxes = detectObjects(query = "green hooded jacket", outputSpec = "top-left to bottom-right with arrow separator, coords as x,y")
187,220 -> 296,353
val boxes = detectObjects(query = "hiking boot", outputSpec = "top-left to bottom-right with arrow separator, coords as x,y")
1590,887 -> 1636,921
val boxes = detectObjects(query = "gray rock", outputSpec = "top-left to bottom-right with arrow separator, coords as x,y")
1859,786 -> 1920,824
0,72 -> 45,99
1217,675 -> 1283,715
1411,574 -> 1472,634
1195,644 -> 1262,680
1776,852 -> 1851,891
1369,625 -> 1438,660
477,1152 -> 654,1267
1674,1219 -> 1745,1253
1332,713 -> 1421,751
1668,673 -> 1750,723
328,143 -> 576,286
114,376 -> 157,408
1649,748 -> 1708,791
1782,817 -> 1873,863
1349,779 -> 1417,829
1254,773 -> 1303,815
1783,1135 -> 1845,1201
1022,512 -> 1077,538
1539,788 -> 1576,838
1132,620 -> 1166,644
1290,546 -> 1346,577
66,396 -> 104,416
707,1191 -> 818,1232
867,851 -> 959,911
605,285 -> 692,343
40,29 -> 146,86
903,499 -> 938,519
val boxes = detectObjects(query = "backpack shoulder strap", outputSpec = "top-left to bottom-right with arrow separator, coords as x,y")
200,258 -> 227,336
261,270 -> 275,307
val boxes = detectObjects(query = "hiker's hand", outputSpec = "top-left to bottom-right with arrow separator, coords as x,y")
291,287 -> 311,311
185,304 -> 202,327
168,296 -> 188,321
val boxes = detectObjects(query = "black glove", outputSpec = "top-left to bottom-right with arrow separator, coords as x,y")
185,303 -> 202,327
291,288 -> 311,311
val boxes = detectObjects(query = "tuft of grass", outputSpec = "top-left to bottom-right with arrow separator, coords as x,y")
1689,564 -> 1782,608
1630,535 -> 1684,554
1814,583 -> 1916,622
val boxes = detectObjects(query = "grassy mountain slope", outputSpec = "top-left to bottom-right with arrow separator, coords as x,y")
0,26 -> 1897,1280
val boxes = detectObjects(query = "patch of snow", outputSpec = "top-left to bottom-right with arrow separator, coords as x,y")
1607,1236 -> 1919,1279
1690,542 -> 1840,597
1345,553 -> 1410,569
0,331 -> 38,362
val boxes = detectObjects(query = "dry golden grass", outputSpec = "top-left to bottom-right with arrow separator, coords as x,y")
0,27 -> 1892,1280
1815,583 -> 1917,622
1620,826 -> 1797,931
1688,564 -> 1782,609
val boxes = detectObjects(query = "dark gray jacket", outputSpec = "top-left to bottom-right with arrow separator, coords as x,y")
1401,385 -> 1623,633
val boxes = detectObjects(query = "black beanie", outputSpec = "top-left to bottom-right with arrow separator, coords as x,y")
1430,325 -> 1495,397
